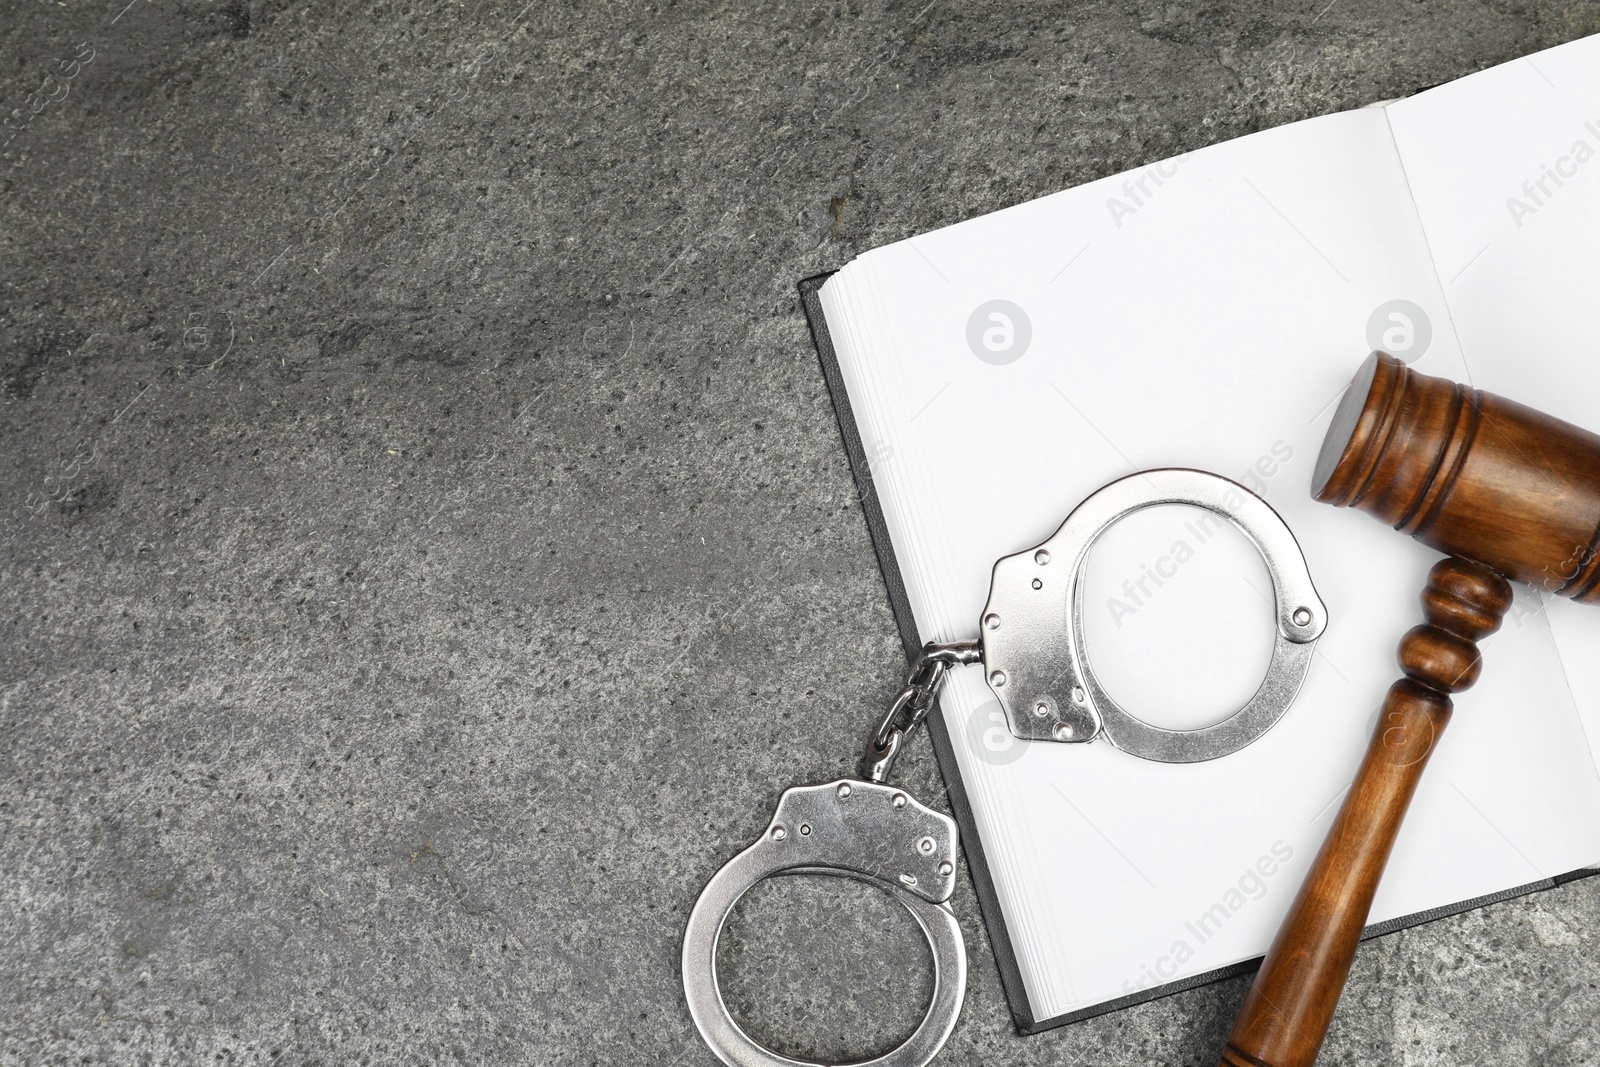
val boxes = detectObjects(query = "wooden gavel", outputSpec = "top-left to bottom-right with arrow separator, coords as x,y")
1219,352 -> 1600,1067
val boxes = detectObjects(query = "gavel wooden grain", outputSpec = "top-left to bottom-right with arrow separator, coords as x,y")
1219,351 -> 1600,1067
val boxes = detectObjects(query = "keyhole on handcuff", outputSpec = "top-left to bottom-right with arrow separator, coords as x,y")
714,874 -> 934,1062
1079,504 -> 1276,731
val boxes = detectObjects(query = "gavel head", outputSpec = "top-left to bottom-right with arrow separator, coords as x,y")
1314,351 -> 1600,602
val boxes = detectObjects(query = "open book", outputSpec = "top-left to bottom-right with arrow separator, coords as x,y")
802,33 -> 1600,1031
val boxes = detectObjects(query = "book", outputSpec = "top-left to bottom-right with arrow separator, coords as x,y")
801,32 -> 1600,1032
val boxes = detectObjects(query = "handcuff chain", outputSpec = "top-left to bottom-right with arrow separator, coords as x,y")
864,639 -> 983,783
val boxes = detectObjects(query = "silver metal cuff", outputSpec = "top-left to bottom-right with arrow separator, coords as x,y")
980,468 -> 1327,762
682,781 -> 967,1067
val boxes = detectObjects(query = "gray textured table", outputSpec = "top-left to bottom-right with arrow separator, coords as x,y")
4,2 -> 1598,1064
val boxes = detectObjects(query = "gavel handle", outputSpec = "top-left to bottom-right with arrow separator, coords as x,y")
1219,558 -> 1513,1067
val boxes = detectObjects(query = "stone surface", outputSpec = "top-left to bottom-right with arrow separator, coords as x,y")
3,1 -> 1599,1064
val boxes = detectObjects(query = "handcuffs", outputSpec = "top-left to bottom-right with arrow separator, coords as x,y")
683,469 -> 1327,1067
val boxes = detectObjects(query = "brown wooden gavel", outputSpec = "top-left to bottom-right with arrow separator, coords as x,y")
1219,351 -> 1600,1067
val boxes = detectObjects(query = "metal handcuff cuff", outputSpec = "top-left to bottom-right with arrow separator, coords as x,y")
682,469 -> 1327,1067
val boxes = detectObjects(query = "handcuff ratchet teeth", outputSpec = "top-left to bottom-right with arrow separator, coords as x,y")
682,469 -> 1326,1067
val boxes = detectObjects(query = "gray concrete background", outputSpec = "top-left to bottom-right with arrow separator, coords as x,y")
3,1 -> 1599,1064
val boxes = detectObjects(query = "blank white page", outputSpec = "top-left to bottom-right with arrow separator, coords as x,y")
822,101 -> 1600,1020
1386,32 -> 1600,799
